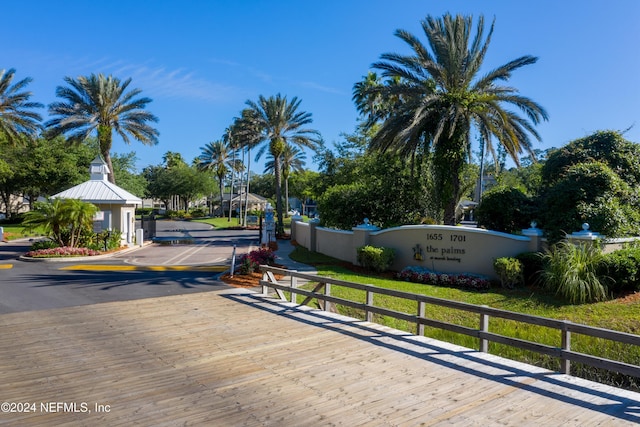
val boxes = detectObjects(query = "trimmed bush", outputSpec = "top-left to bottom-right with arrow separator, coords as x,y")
515,251 -> 544,285
493,257 -> 524,289
357,245 -> 395,273
598,245 -> 640,293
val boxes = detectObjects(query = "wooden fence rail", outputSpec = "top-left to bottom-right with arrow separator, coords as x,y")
259,265 -> 640,378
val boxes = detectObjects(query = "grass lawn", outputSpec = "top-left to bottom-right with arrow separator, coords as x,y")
193,217 -> 246,229
288,245 -> 640,391
193,215 -> 307,231
1,224 -> 46,241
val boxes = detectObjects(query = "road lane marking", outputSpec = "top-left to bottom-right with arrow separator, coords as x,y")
0,264 -> 13,269
59,265 -> 228,272
162,241 -> 214,265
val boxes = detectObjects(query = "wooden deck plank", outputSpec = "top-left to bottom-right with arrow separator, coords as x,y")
0,289 -> 639,426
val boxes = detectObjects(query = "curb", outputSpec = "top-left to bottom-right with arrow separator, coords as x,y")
18,242 -> 153,263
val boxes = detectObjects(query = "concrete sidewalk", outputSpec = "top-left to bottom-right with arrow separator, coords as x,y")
272,239 -> 317,274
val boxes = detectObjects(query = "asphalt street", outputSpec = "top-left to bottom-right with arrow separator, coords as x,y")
0,220 -> 262,314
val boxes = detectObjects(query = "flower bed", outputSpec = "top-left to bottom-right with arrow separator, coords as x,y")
25,247 -> 102,258
396,266 -> 491,291
236,248 -> 276,274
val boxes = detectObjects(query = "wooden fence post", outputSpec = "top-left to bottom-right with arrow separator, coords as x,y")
262,271 -> 269,295
562,320 -> 572,375
480,306 -> 489,353
418,301 -> 426,336
366,290 -> 374,322
323,282 -> 331,311
290,275 -> 297,304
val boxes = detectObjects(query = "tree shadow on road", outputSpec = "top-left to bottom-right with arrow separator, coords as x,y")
22,270 -> 228,292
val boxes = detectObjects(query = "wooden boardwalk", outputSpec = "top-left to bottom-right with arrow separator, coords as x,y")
1,289 -> 639,426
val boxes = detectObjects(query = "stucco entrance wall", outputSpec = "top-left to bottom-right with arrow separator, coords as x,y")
369,225 -> 531,278
291,221 -> 540,280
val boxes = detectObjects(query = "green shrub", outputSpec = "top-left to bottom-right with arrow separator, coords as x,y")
190,207 -> 207,218
540,242 -> 609,304
515,251 -> 544,285
493,257 -> 524,289
598,245 -> 640,293
475,187 -> 535,233
356,245 -> 395,273
539,160 -> 640,243
30,239 -> 59,251
136,207 -> 154,217
87,229 -> 122,251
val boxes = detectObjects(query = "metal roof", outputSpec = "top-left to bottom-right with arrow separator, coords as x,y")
52,180 -> 142,205
51,155 -> 141,205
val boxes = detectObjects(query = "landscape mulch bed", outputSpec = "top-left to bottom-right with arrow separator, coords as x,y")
220,271 -> 273,288
219,261 -> 395,289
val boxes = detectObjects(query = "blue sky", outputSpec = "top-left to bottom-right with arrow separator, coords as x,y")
5,0 -> 640,173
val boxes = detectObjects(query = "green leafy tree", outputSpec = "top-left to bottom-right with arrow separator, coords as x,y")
539,162 -> 640,242
355,13 -> 548,224
542,130 -> 640,186
245,94 -> 321,234
196,140 -> 238,217
110,152 -> 147,197
0,68 -> 43,144
23,198 -> 98,248
144,158 -> 210,213
46,73 -> 159,184
0,136 -> 94,216
538,131 -> 640,242
318,151 -> 436,229
248,173 -> 275,202
476,186 -> 535,233
143,165 -> 174,209
287,169 -> 322,214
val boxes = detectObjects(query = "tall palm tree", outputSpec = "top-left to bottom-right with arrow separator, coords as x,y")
355,14 -> 548,224
230,108 -> 263,226
0,68 -> 43,144
196,140 -> 237,217
46,73 -> 159,184
264,143 -> 306,215
245,94 -> 320,234
222,126 -> 244,222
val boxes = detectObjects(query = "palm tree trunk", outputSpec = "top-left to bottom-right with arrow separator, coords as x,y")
243,149 -> 251,227
285,177 -> 290,215
218,177 -> 224,218
237,149 -> 244,225
274,156 -> 284,236
228,169 -> 234,223
98,125 -> 116,184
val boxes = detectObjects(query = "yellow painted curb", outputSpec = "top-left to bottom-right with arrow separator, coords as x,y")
59,265 -> 227,272
0,264 -> 13,269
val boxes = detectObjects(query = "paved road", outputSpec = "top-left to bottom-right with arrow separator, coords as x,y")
0,221 -> 262,314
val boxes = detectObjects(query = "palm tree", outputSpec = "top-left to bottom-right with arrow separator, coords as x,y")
46,73 -> 159,184
23,198 -> 98,248
0,68 -> 43,144
196,140 -> 237,217
229,108 -> 263,226
245,94 -> 320,234
355,14 -> 548,224
222,126 -> 246,222
265,143 -> 306,215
